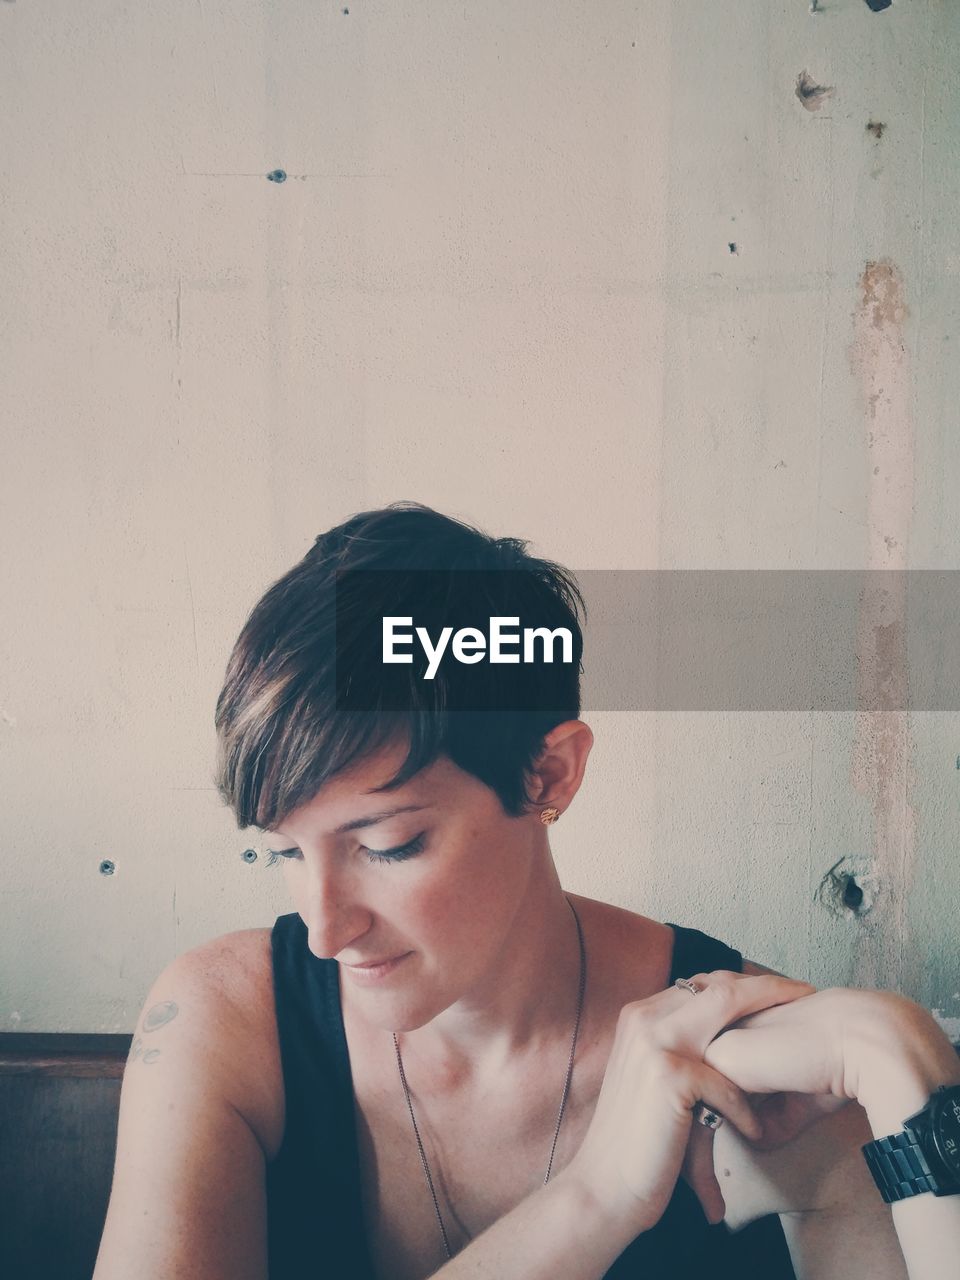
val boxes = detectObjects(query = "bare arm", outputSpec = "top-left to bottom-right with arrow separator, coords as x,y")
426,1169 -> 638,1280
855,1013 -> 960,1280
717,1090 -> 908,1279
716,960 -> 960,1280
779,1042 -> 960,1280
93,942 -> 271,1280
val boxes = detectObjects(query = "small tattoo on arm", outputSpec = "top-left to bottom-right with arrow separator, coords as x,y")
127,999 -> 179,1066
127,1037 -> 163,1065
143,1000 -> 179,1032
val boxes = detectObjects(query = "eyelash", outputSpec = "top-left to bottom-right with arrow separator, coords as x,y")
263,833 -> 427,869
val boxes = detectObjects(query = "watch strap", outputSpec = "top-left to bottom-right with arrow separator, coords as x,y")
862,1130 -> 940,1203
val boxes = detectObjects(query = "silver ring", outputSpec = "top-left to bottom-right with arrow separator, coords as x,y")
675,977 -> 704,996
693,1102 -> 724,1130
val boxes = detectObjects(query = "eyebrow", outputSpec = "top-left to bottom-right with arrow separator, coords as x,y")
265,804 -> 431,840
333,803 -> 430,833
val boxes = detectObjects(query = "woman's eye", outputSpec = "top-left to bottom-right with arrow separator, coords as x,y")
263,834 -> 426,869
362,833 -> 426,865
264,846 -> 301,867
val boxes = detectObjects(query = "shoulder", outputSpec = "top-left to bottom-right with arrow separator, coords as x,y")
579,895 -> 760,989
570,895 -> 676,1001
168,925 -> 273,988
158,927 -> 284,1160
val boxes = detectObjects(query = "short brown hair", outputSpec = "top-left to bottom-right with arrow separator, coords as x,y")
213,501 -> 586,830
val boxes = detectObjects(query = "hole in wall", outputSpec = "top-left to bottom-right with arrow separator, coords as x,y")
841,875 -> 864,911
815,857 -> 879,919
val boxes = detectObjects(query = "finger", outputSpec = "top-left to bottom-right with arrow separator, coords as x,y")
672,973 -> 818,1056
622,970 -> 814,1027
702,1066 -> 762,1143
663,1056 -> 763,1145
685,970 -> 818,1010
681,1125 -> 725,1225
675,1068 -> 763,1223
704,1017 -> 839,1097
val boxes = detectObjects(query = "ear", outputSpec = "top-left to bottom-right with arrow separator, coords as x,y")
528,720 -> 595,811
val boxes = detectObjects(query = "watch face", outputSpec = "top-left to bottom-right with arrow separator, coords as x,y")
931,1086 -> 960,1178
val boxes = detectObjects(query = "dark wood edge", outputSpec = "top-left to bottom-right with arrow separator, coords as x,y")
0,1035 -> 956,1078
0,1033 -> 132,1078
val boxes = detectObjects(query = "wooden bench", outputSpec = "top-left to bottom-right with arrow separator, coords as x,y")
0,1033 -> 130,1280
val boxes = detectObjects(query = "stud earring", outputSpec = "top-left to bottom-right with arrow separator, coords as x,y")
539,806 -> 561,825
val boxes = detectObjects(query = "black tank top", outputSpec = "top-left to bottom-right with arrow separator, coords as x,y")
265,912 -> 755,1278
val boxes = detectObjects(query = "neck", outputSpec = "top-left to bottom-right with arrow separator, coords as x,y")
404,864 -> 587,1086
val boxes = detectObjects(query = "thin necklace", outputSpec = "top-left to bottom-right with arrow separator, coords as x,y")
392,895 -> 587,1261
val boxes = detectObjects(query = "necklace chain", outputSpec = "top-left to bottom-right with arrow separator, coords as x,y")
392,895 -> 587,1262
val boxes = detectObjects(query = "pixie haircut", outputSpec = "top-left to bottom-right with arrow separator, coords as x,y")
214,501 -> 586,831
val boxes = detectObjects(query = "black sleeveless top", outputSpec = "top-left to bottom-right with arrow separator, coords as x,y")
265,912 -> 784,1278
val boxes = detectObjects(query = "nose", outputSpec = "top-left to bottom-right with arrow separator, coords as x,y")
301,867 -> 372,960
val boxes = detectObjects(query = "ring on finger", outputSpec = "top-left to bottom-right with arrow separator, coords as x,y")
692,1101 -> 724,1130
675,977 -> 704,996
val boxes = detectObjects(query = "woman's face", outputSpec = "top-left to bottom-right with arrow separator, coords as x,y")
262,740 -> 543,1030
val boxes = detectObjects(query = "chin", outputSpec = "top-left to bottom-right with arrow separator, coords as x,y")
379,992 -> 455,1035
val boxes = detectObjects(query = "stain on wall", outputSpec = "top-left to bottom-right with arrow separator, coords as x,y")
847,260 -> 917,992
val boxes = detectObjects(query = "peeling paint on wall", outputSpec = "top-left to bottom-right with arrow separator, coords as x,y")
847,260 -> 917,993
795,71 -> 834,112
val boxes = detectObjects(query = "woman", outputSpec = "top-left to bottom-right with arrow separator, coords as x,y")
94,502 -> 960,1280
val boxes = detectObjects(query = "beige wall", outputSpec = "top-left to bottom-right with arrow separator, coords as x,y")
1,1 -> 958,1036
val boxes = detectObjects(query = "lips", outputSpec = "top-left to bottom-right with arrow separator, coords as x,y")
343,952 -> 408,969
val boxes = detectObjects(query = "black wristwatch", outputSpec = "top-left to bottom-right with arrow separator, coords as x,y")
862,1084 -> 960,1202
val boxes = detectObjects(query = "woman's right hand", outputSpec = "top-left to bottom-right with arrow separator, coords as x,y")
564,970 -> 817,1235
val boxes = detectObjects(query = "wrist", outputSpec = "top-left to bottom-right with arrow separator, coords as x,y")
547,1172 -> 647,1259
853,997 -> 960,1134
862,1064 -> 960,1137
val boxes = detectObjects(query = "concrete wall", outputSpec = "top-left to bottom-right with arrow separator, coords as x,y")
1,0 -> 957,1036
